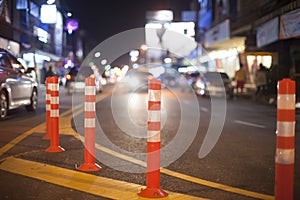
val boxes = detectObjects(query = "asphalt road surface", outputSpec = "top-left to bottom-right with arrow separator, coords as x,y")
0,84 -> 299,200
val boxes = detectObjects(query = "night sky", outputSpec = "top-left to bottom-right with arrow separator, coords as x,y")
64,0 -> 192,50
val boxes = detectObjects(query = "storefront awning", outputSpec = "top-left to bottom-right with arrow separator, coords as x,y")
205,36 -> 246,50
35,50 -> 61,61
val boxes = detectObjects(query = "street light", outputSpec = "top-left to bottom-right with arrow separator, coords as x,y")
47,0 -> 56,5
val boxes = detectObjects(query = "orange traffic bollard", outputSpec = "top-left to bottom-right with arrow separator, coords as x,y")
275,78 -> 295,200
45,76 -> 65,153
43,77 -> 51,140
138,78 -> 168,198
78,77 -> 101,172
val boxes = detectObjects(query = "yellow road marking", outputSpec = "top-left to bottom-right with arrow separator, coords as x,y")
0,157 -> 206,200
0,123 -> 45,157
160,169 -> 274,200
93,143 -> 274,200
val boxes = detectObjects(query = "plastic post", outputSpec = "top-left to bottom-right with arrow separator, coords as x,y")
43,77 -> 51,140
45,76 -> 65,153
275,78 -> 295,200
78,77 -> 101,172
138,78 -> 168,198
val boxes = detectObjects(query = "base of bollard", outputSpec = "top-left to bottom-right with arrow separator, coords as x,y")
42,134 -> 50,140
138,187 -> 168,198
77,163 -> 102,172
45,146 -> 65,153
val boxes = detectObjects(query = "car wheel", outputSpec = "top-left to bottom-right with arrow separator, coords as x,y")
0,91 -> 8,120
26,89 -> 38,112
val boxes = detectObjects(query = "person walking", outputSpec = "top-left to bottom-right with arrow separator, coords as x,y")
255,63 -> 267,97
235,63 -> 247,95
45,65 -> 56,78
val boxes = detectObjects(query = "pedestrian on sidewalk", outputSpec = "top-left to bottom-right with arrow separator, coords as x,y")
255,63 -> 267,97
45,65 -> 56,78
235,63 -> 247,95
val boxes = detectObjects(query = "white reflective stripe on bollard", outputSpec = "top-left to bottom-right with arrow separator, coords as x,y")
276,121 -> 295,137
46,94 -> 51,100
148,90 -> 161,102
48,83 -> 56,91
148,131 -> 161,142
85,102 -> 95,112
276,148 -> 294,165
46,104 -> 51,111
50,96 -> 59,104
85,118 -> 95,128
50,110 -> 59,117
49,83 -> 59,91
85,86 -> 96,95
148,110 -> 160,123
277,94 -> 295,110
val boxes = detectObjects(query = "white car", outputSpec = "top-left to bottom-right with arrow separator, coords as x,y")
0,48 -> 38,120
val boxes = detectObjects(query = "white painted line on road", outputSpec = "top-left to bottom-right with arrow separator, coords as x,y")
234,120 -> 266,129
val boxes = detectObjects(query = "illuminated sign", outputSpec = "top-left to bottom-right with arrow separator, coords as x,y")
146,10 -> 173,22
40,4 -> 57,24
65,19 -> 79,33
33,26 -> 49,43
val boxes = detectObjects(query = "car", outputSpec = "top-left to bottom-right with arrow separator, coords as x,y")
121,69 -> 154,92
192,71 -> 234,99
0,48 -> 38,120
65,66 -> 102,94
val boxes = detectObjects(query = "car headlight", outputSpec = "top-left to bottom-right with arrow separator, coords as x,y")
196,81 -> 205,89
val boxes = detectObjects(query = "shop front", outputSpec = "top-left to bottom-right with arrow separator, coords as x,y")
203,20 -> 246,79
22,50 -> 62,84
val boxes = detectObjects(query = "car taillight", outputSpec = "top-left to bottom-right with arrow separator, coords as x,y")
66,74 -> 72,80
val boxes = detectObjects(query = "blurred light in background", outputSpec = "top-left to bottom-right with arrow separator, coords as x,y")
164,57 -> 172,64
94,51 -> 101,58
101,59 -> 108,65
47,0 -> 56,4
40,4 -> 57,24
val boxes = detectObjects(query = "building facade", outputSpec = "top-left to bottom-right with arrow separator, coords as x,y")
0,0 -> 81,84
201,0 -> 300,92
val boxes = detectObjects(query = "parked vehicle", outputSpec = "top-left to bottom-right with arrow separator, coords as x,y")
65,66 -> 102,94
0,48 -> 38,120
122,69 -> 154,92
192,72 -> 234,99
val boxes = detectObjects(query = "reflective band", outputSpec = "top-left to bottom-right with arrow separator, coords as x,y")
148,131 -> 160,142
46,104 -> 50,111
148,89 -> 161,102
50,109 -> 59,117
50,96 -> 59,104
276,148 -> 294,164
277,94 -> 295,110
148,110 -> 160,123
48,83 -> 55,91
46,94 -> 50,100
49,83 -> 59,91
277,121 -> 295,137
85,86 -> 95,95
85,118 -> 95,128
85,102 -> 95,112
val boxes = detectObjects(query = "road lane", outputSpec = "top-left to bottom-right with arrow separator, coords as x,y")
1,86 -> 298,198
